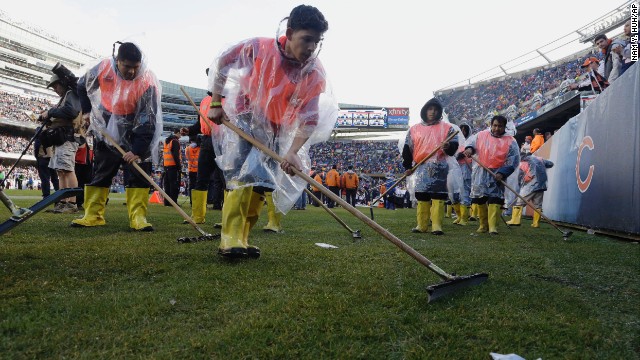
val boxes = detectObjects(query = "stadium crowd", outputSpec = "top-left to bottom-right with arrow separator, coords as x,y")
0,90 -> 54,123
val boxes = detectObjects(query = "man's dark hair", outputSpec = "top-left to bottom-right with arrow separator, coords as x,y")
332,164 -> 337,169
117,42 -> 142,63
594,34 -> 607,42
287,5 -> 328,33
533,128 -> 541,134
491,115 -> 508,127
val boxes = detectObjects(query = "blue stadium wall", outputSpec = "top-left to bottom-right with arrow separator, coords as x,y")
538,63 -> 639,235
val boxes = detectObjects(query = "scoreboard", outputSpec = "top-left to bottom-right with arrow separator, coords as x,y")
335,107 -> 409,130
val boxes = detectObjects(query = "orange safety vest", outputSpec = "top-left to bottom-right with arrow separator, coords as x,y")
343,172 -> 359,189
409,121 -> 452,163
476,130 -> 514,169
326,169 -> 340,187
312,172 -> 324,192
186,146 -> 200,173
246,37 -> 325,126
163,138 -> 180,167
97,59 -> 152,115
199,95 -> 221,136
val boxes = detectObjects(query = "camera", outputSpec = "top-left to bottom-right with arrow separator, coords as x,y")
51,62 -> 78,89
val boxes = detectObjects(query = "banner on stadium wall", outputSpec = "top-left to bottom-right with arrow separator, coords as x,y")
540,64 -> 640,235
335,107 -> 409,130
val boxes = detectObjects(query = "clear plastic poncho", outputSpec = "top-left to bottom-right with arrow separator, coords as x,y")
83,53 -> 163,165
398,112 -> 464,200
208,36 -> 338,214
465,125 -> 520,200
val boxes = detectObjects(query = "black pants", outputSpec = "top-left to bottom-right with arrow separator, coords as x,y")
163,166 -> 180,205
195,135 -> 225,209
415,192 -> 448,201
471,196 -> 504,205
346,188 -> 357,207
89,140 -> 151,189
328,186 -> 339,208
188,171 -> 197,204
36,156 -> 59,197
75,162 -> 93,206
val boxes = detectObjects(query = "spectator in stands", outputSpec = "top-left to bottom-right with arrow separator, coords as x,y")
521,135 -> 532,155
544,132 -> 552,141
621,20 -> 637,74
341,165 -> 359,207
162,128 -> 181,206
402,98 -> 458,235
40,73 -> 81,213
568,57 -> 609,93
33,127 -> 59,198
594,34 -> 615,80
530,128 -> 545,154
463,115 -> 519,235
325,164 -> 340,208
72,42 -> 162,231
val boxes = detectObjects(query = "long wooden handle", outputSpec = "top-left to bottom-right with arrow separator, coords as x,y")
371,130 -> 459,207
303,188 -> 355,234
99,130 -> 207,236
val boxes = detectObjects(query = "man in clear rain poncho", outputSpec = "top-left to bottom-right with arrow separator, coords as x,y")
71,42 -> 163,231
206,5 -> 338,259
463,115 -> 519,235
506,154 -> 553,228
401,98 -> 459,235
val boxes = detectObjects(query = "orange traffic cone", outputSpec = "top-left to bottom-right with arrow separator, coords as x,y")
149,191 -> 163,204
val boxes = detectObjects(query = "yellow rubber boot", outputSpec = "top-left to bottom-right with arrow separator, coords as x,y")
488,204 -> 501,235
219,187 -> 252,258
457,205 -> 469,226
262,192 -> 282,233
506,206 -> 522,226
189,190 -> 207,224
532,209 -> 541,228
431,199 -> 445,235
411,200 -> 430,233
245,191 -> 266,258
469,203 -> 478,221
476,203 -> 488,233
71,186 -> 109,227
452,204 -> 461,224
445,204 -> 452,218
126,187 -> 153,231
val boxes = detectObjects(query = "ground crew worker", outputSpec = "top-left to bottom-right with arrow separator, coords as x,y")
506,154 -> 554,228
452,122 -> 472,225
463,115 -> 519,235
163,128 -> 181,205
402,98 -> 458,235
72,42 -> 162,231
207,5 -> 337,259
185,135 -> 200,206
325,164 -> 340,208
341,165 -> 359,207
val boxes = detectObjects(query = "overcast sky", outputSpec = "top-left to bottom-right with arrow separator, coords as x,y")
3,0 -> 628,126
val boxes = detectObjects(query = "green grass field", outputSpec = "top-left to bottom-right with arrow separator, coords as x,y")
1,189 -> 638,359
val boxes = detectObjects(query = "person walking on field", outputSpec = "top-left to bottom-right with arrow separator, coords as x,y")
463,115 -> 519,235
71,42 -> 163,231
206,5 -> 338,259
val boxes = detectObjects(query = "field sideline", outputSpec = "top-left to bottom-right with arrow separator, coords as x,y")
1,189 -> 638,359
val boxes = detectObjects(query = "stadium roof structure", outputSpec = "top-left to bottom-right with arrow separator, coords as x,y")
435,0 -> 632,92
